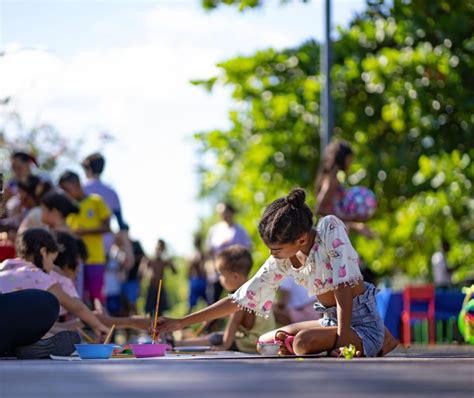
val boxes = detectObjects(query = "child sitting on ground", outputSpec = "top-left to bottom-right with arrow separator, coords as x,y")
0,228 -> 109,341
157,189 -> 398,357
51,231 -> 150,332
174,245 -> 276,353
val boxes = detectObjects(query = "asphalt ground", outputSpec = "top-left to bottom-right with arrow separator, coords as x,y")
0,345 -> 473,398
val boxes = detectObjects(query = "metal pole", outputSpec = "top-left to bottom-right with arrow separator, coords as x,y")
320,0 -> 333,158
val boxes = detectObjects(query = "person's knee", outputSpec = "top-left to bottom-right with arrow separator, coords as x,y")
293,330 -> 322,356
30,290 -> 60,326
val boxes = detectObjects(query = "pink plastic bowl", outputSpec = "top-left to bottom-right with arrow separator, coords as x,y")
130,343 -> 171,358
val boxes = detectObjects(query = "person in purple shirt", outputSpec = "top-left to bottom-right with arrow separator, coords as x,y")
82,153 -> 133,314
82,153 -> 126,236
206,203 -> 251,303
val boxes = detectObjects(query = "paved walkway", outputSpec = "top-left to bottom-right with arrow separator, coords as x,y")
1,346 -> 473,398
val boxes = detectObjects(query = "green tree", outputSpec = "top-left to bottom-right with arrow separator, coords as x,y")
194,0 -> 473,280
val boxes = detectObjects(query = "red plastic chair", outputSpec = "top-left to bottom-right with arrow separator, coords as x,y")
401,284 -> 436,345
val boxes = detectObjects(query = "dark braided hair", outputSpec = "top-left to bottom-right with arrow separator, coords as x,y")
16,228 -> 59,271
54,231 -> 87,273
258,188 -> 313,244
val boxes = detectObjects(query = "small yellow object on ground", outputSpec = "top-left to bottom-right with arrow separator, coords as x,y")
342,344 -> 356,360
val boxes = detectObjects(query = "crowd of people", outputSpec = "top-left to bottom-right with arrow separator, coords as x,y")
0,151 -> 154,357
0,139 -> 400,359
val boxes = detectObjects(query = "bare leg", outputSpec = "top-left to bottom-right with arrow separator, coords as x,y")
259,320 -> 364,356
258,320 -> 322,343
378,327 -> 399,357
292,326 -> 363,356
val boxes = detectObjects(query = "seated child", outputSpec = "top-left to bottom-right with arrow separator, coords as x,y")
175,245 -> 276,353
157,189 -> 398,357
0,228 -> 109,339
51,231 -> 150,332
50,231 -> 87,319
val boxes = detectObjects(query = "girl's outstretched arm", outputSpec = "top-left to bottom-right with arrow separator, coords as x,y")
155,297 -> 239,333
48,283 -> 109,338
96,314 -> 150,330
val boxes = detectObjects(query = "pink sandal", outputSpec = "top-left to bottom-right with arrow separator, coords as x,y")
275,330 -> 295,355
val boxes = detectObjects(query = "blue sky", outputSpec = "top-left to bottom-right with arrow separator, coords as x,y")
1,0 -> 367,255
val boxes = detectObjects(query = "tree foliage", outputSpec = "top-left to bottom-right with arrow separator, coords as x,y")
201,0 -> 306,12
194,0 -> 474,281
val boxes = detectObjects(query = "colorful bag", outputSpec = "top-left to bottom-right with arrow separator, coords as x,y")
335,186 -> 377,221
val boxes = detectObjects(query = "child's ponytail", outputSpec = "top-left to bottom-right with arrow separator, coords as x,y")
258,188 -> 313,244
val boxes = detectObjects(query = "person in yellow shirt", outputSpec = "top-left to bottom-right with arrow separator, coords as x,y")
59,171 -> 111,305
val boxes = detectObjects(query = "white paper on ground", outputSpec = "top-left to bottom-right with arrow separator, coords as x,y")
172,346 -> 211,352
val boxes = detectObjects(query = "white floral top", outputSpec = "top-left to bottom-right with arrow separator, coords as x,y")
230,215 -> 363,318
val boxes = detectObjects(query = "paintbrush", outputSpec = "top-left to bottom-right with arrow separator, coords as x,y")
77,328 -> 97,344
152,279 -> 163,344
104,324 -> 116,344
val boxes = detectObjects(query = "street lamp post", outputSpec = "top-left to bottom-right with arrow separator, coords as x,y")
320,0 -> 333,158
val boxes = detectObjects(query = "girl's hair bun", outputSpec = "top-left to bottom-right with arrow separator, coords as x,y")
286,188 -> 306,208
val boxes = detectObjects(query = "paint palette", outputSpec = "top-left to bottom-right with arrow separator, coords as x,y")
130,343 -> 171,358
257,342 -> 281,356
75,344 -> 119,359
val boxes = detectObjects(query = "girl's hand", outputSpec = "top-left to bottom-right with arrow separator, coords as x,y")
130,316 -> 151,331
153,316 -> 184,335
94,323 -> 110,341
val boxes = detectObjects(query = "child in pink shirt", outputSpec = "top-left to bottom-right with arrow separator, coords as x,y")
0,228 -> 109,338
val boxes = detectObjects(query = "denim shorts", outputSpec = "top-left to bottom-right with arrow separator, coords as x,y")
314,282 -> 385,357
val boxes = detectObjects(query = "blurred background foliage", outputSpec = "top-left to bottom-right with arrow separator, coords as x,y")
193,0 -> 474,282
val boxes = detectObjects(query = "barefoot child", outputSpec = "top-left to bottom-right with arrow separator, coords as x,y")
157,188 -> 397,357
142,239 -> 176,316
176,245 -> 276,353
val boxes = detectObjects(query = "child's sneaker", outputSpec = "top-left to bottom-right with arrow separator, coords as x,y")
15,331 -> 81,359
